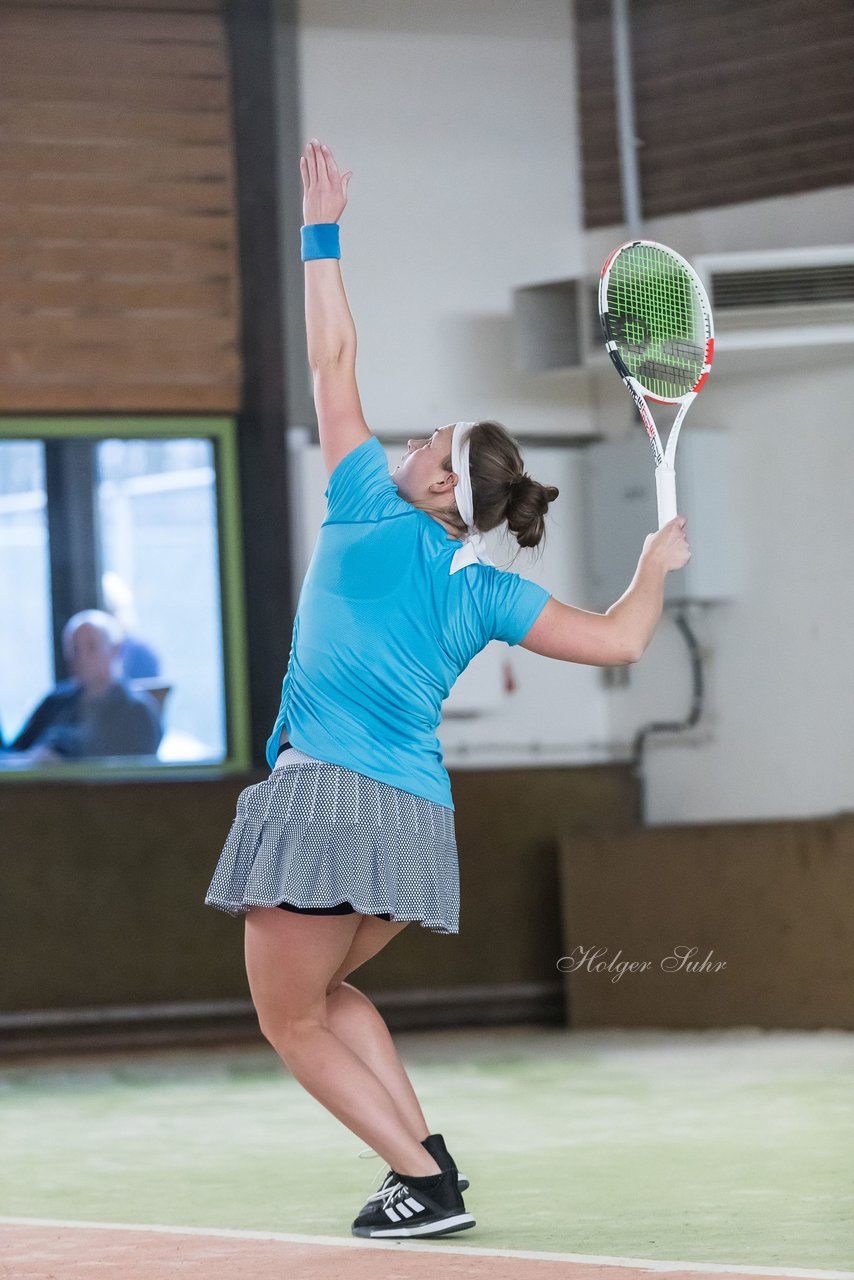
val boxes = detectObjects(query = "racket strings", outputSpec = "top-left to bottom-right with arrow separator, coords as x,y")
607,245 -> 705,398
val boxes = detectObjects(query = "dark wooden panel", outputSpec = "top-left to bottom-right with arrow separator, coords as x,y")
0,209 -> 233,248
0,207 -> 234,244
0,277 -> 233,311
0,2 -> 240,411
0,103 -> 230,145
576,0 -> 854,227
0,141 -> 230,177
0,36 -> 226,77
584,71 -> 854,137
1,72 -> 228,111
0,8 -> 222,39
0,383 -> 239,410
0,763 -> 636,1010
0,314 -> 237,348
0,349 -> 239,387
635,0 -> 850,49
7,0 -> 222,12
0,176 -> 234,214
559,817 -> 854,1029
0,240 -> 234,277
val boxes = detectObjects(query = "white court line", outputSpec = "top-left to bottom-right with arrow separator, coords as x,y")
0,1217 -> 851,1278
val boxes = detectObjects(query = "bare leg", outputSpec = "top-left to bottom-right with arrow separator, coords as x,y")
322,915 -> 434,1145
326,981 -> 431,1142
244,907 -> 441,1178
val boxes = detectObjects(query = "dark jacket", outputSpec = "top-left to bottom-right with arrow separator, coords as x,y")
9,679 -> 162,759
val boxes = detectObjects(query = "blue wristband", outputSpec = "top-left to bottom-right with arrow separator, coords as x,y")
301,223 -> 341,260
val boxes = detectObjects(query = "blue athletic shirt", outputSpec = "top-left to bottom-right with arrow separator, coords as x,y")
265,435 -> 551,809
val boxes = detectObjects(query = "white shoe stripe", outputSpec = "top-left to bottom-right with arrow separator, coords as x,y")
395,1203 -> 413,1218
405,1197 -> 424,1212
383,1207 -> 399,1221
370,1212 -> 476,1237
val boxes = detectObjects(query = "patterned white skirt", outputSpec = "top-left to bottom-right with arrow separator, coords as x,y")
204,745 -> 460,934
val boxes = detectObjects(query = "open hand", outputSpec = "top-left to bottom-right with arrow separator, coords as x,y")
300,138 -> 353,224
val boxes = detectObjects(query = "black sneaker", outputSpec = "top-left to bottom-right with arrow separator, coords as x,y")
355,1132 -> 470,1219
423,1132 -> 470,1192
350,1167 -> 475,1239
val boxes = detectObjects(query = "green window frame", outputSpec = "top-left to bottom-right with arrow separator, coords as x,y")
0,416 -> 251,781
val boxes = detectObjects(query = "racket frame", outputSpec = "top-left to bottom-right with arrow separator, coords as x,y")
598,239 -> 715,527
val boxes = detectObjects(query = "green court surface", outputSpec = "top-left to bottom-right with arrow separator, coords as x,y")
1,1026 -> 851,1270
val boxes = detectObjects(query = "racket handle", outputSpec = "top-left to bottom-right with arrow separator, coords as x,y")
655,464 -> 678,528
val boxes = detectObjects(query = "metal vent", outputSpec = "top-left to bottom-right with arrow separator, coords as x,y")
711,264 -> 854,310
513,280 -> 583,372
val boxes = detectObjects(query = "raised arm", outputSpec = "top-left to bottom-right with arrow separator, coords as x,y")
300,138 -> 371,476
520,517 -> 691,665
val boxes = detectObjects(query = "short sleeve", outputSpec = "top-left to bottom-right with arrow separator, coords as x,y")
474,566 -> 551,647
324,436 -> 413,525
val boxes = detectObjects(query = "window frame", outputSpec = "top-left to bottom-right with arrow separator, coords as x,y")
0,416 -> 251,782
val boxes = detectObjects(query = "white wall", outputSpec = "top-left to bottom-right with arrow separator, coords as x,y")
289,0 -> 591,438
582,187 -> 854,824
283,0 -> 613,772
280,1 -> 854,825
604,356 -> 854,826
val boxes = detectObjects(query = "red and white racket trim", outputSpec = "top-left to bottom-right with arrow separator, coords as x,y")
598,241 -> 715,529
622,373 -> 679,525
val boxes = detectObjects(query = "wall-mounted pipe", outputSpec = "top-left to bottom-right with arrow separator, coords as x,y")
611,0 -> 643,234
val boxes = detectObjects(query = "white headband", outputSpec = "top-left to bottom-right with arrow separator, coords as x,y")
449,421 -> 497,575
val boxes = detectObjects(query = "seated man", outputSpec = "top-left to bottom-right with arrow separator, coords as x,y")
8,610 -> 162,762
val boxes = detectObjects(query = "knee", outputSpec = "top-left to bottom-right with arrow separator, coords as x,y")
256,1009 -> 327,1049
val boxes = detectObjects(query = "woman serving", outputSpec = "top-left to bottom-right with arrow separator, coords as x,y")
205,138 -> 691,1241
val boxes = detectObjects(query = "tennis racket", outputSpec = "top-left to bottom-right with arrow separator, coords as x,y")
598,240 -> 714,528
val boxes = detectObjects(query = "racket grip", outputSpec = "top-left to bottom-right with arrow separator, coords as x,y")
655,464 -> 678,528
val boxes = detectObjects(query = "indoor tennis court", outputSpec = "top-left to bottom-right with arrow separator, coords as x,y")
2,1027 -> 853,1275
2,0 -> 853,1277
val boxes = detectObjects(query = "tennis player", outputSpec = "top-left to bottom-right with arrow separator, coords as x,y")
204,139 -> 691,1240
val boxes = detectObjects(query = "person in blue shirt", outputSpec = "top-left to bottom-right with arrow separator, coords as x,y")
204,139 -> 691,1240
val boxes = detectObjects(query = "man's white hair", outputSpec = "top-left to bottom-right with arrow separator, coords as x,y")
62,609 -> 124,652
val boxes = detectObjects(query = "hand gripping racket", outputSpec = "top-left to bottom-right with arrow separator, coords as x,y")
598,240 -> 714,528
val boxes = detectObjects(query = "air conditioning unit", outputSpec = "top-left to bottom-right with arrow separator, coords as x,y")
512,277 -> 604,374
693,245 -> 854,351
512,245 -> 854,374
